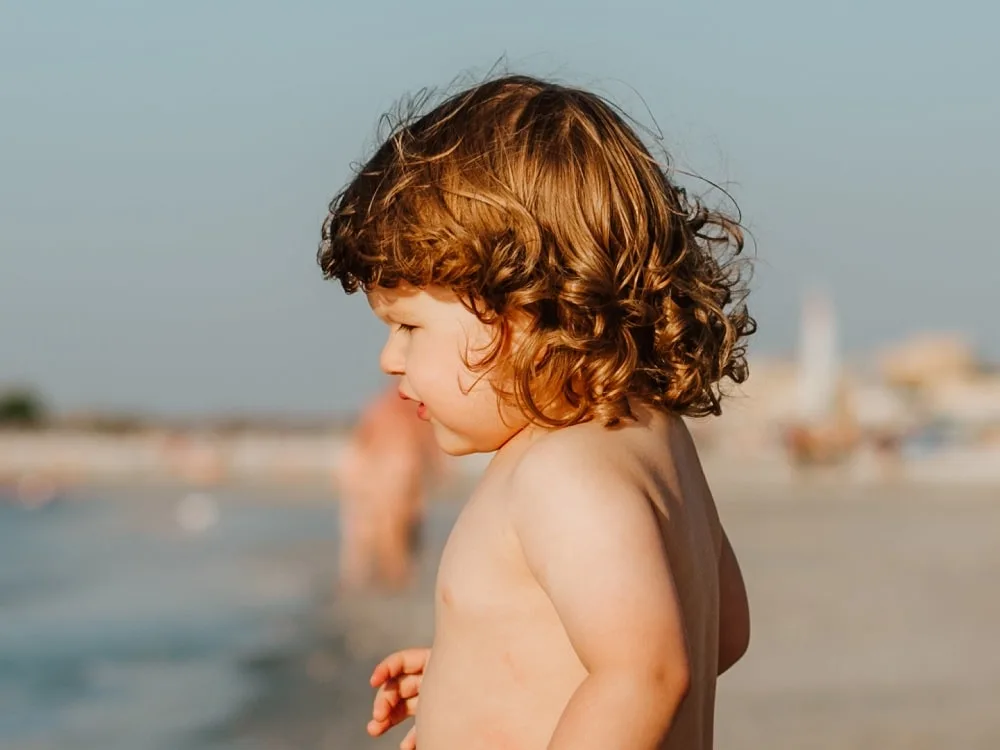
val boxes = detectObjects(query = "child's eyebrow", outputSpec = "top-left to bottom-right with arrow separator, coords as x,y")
366,294 -> 414,325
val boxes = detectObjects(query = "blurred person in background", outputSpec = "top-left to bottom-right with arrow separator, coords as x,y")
335,381 -> 444,592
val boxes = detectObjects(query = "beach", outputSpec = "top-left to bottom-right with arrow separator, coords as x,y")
3,475 -> 999,749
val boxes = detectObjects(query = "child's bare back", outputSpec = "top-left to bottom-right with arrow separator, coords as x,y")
415,406 -> 746,750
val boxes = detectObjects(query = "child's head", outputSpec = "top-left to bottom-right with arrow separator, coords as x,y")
319,74 -> 754,452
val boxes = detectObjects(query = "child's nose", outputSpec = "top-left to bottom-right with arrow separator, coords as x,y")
379,337 -> 405,376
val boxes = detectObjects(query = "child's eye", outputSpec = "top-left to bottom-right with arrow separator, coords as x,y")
396,323 -> 416,333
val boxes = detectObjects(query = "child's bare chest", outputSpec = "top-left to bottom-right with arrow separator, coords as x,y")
434,488 -> 531,620
419,487 -> 586,750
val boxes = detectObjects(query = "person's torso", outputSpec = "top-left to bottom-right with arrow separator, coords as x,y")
416,408 -> 722,750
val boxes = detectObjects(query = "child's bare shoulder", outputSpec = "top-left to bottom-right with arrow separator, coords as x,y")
503,410 -> 689,524
510,421 -> 636,488
504,408 -> 717,550
510,408 -> 692,489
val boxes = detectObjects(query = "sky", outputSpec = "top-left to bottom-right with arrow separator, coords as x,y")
1,0 -> 998,416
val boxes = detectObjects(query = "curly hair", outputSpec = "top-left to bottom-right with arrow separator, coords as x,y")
318,74 -> 755,427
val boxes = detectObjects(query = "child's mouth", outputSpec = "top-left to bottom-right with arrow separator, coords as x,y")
416,403 -> 429,420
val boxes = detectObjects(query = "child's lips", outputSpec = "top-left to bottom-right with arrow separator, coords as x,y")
398,390 -> 428,420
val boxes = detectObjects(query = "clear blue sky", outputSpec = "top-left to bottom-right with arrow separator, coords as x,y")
2,0 -> 997,416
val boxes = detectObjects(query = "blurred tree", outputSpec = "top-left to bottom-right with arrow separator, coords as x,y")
0,387 -> 47,427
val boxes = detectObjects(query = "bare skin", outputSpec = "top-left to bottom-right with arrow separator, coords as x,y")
370,405 -> 750,749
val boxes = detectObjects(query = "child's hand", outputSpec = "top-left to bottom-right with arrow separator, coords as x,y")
368,647 -> 431,750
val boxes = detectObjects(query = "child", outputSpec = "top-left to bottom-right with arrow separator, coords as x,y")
318,74 -> 753,750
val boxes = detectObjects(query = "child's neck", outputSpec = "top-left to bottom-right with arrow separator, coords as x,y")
487,418 -> 551,471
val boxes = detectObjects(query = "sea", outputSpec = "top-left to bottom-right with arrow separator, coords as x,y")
0,483 -> 341,750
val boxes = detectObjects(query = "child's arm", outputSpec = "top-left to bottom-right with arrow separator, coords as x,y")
510,446 -> 690,750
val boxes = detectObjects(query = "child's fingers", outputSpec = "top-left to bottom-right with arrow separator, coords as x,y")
396,673 -> 422,701
372,680 -> 401,722
372,676 -> 421,724
367,701 -> 407,737
370,648 -> 429,687
400,725 -> 417,750
367,717 -> 392,737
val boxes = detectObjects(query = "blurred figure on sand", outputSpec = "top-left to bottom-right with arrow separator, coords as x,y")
335,382 -> 444,592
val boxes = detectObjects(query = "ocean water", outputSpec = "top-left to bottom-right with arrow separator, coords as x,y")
0,486 -> 339,750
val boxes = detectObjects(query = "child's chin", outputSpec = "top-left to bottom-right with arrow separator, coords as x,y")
431,426 -> 482,457
436,439 -> 479,458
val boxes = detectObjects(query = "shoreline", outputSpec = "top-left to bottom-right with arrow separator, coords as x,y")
4,429 -> 1000,498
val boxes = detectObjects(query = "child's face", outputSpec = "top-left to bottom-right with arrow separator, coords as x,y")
366,283 -> 527,455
